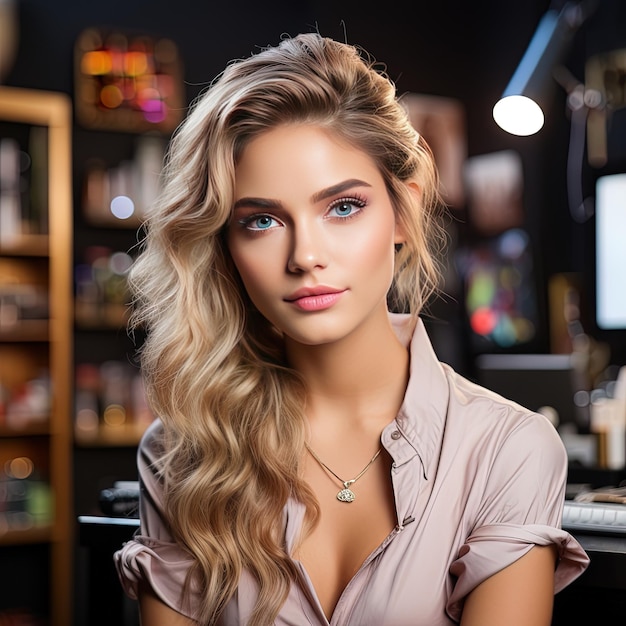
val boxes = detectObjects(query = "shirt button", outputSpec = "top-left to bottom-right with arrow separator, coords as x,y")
391,430 -> 401,440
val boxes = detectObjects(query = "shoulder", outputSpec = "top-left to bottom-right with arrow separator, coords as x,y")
433,368 -> 569,528
140,417 -> 165,453
136,419 -> 170,522
137,418 -> 166,480
440,364 -> 566,466
443,364 -> 558,432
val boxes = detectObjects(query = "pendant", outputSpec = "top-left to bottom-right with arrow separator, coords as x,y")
336,487 -> 356,503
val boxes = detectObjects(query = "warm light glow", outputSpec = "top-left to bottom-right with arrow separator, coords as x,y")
76,28 -> 183,131
100,84 -> 124,108
7,457 -> 34,480
124,51 -> 149,76
81,50 -> 112,75
76,408 -> 99,433
103,404 -> 126,427
493,95 -> 545,136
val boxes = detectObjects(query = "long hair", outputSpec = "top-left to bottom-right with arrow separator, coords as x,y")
129,32 -> 444,625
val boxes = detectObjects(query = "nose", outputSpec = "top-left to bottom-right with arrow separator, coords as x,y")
287,220 -> 328,273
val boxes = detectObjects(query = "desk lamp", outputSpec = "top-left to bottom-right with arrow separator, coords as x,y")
493,1 -> 596,136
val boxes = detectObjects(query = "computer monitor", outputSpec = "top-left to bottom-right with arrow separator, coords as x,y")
589,173 -> 626,365
474,353 -> 588,430
595,174 -> 626,330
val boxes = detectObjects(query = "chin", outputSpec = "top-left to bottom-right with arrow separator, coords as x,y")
284,330 -> 342,347
281,318 -> 366,348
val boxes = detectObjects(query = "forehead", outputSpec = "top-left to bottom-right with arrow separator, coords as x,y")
233,124 -> 384,198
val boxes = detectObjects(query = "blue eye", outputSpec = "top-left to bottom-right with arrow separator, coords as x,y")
333,202 -> 355,217
242,214 -> 279,231
328,197 -> 366,219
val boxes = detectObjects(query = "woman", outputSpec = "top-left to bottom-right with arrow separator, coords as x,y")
115,33 -> 589,625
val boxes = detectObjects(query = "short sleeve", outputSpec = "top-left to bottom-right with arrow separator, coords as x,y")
446,412 -> 589,620
113,419 -> 199,620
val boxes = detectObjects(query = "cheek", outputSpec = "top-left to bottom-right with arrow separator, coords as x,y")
232,256 -> 261,294
228,244 -> 279,303
338,216 -> 396,272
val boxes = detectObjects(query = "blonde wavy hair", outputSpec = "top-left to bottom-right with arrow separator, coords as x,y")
130,32 -> 444,625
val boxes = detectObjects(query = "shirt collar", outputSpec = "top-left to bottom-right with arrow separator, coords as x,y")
389,313 -> 450,480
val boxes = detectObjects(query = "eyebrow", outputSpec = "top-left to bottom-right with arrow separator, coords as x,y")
311,178 -> 372,203
232,178 -> 372,211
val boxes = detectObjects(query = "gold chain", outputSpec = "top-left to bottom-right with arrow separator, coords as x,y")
305,444 -> 381,503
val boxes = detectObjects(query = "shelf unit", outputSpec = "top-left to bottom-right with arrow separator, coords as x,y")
70,129 -> 163,535
0,87 -> 73,626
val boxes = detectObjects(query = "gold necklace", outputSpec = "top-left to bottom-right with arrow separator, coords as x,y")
305,444 -> 382,503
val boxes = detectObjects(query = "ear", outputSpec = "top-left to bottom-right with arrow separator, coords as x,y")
394,181 -> 421,244
394,225 -> 406,245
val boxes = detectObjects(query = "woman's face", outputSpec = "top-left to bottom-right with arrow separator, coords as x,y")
227,124 -> 404,347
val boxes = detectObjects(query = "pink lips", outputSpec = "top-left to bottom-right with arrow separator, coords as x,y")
285,286 -> 346,312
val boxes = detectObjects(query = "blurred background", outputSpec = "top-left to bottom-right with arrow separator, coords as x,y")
1,0 -> 626,624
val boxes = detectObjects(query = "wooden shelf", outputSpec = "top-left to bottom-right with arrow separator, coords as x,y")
0,421 -> 50,437
74,305 -> 129,330
0,523 -> 53,546
83,215 -> 143,229
0,234 -> 49,257
74,422 -> 147,448
0,319 -> 48,342
0,86 -> 73,626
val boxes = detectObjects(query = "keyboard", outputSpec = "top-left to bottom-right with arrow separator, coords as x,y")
562,500 -> 626,536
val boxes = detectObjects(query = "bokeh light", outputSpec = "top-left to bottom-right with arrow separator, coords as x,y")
110,195 -> 135,220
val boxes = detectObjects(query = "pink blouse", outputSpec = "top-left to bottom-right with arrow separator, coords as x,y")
114,314 -> 589,624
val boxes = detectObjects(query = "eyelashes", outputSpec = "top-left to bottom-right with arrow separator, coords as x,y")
238,214 -> 280,231
327,195 -> 367,220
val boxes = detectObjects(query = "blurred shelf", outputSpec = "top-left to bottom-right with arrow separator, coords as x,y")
0,523 -> 52,546
75,303 -> 129,331
74,422 -> 148,448
0,234 -> 49,257
82,215 -> 143,230
0,421 -> 50,438
0,320 -> 48,342
0,85 -> 74,626
74,321 -> 129,332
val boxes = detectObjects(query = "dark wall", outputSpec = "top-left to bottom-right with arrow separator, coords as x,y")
5,0 -> 564,154
6,0 -> 555,156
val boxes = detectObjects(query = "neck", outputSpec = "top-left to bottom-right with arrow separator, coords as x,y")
285,309 -> 410,435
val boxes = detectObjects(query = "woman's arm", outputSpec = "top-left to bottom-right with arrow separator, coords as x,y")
138,583 -> 198,626
460,545 -> 557,626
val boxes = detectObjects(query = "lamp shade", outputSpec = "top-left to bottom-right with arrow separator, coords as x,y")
493,5 -> 580,136
493,95 -> 545,136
